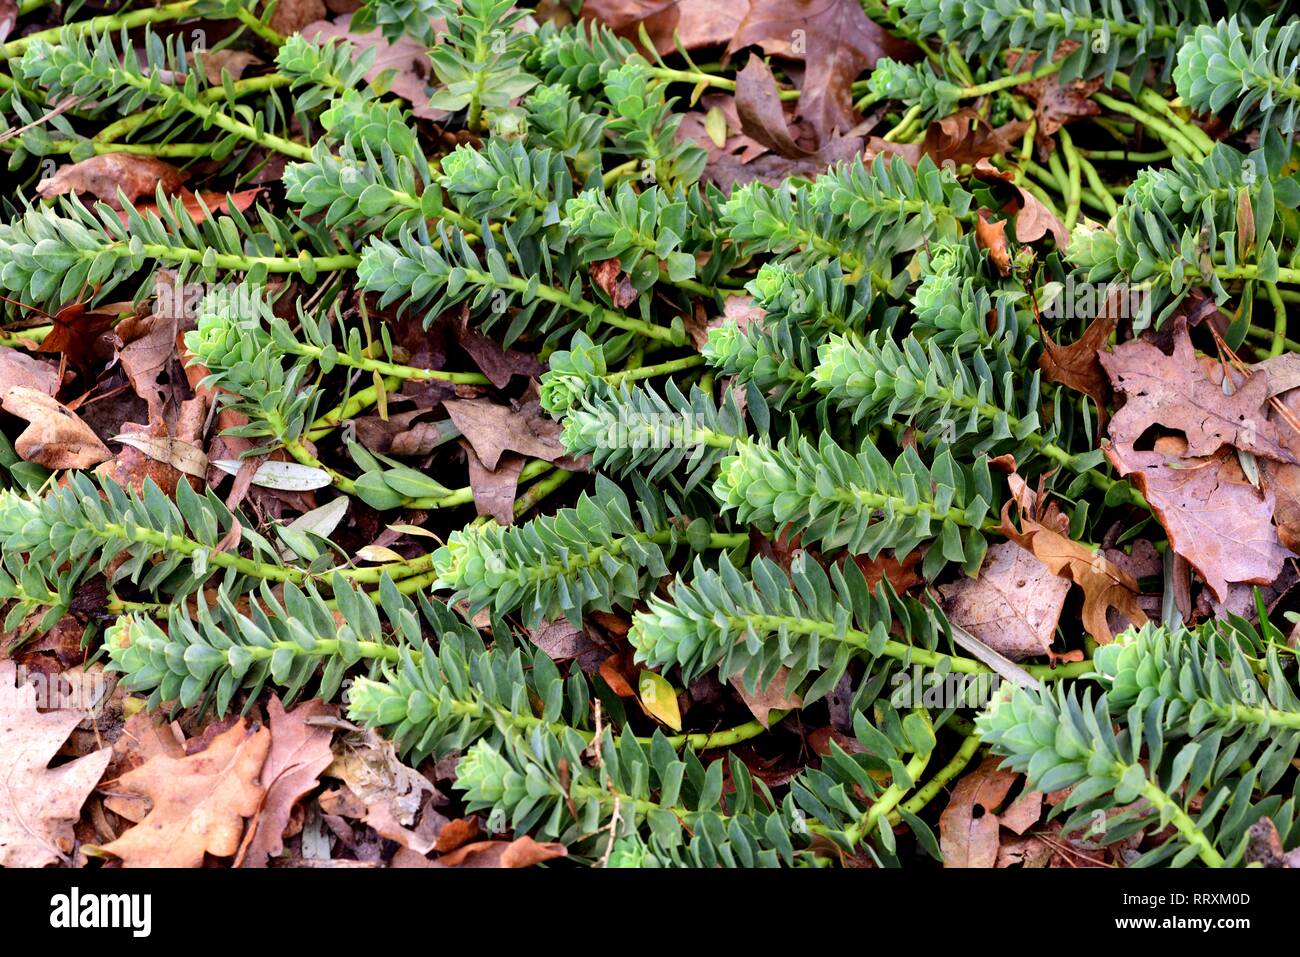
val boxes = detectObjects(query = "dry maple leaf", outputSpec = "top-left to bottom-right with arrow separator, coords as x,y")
939,541 -> 1071,661
96,719 -> 271,867
0,660 -> 113,867
1100,324 -> 1295,464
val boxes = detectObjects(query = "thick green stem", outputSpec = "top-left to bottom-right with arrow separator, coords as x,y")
94,75 -> 293,146
0,1 -> 200,58
737,613 -> 1093,681
1091,92 -> 1200,160
1139,779 -> 1224,867
889,723 -> 982,825
841,740 -> 932,847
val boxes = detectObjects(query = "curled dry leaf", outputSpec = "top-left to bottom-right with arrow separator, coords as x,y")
974,210 -> 1012,277
0,0 -> 14,45
589,258 -> 639,309
0,345 -> 59,394
2,386 -> 111,469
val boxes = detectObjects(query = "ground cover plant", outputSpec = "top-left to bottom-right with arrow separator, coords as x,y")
0,0 -> 1299,870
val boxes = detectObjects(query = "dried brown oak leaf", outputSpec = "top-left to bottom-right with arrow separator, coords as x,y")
1100,325 -> 1295,464
2,386 -> 111,469
444,396 -> 573,471
96,719 -> 271,867
238,697 -> 337,869
1038,311 -> 1117,429
939,541 -> 1070,661
727,0 -> 914,142
0,660 -> 113,867
1107,437 -> 1292,603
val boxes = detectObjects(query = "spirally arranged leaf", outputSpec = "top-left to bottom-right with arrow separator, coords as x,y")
0,661 -> 112,868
